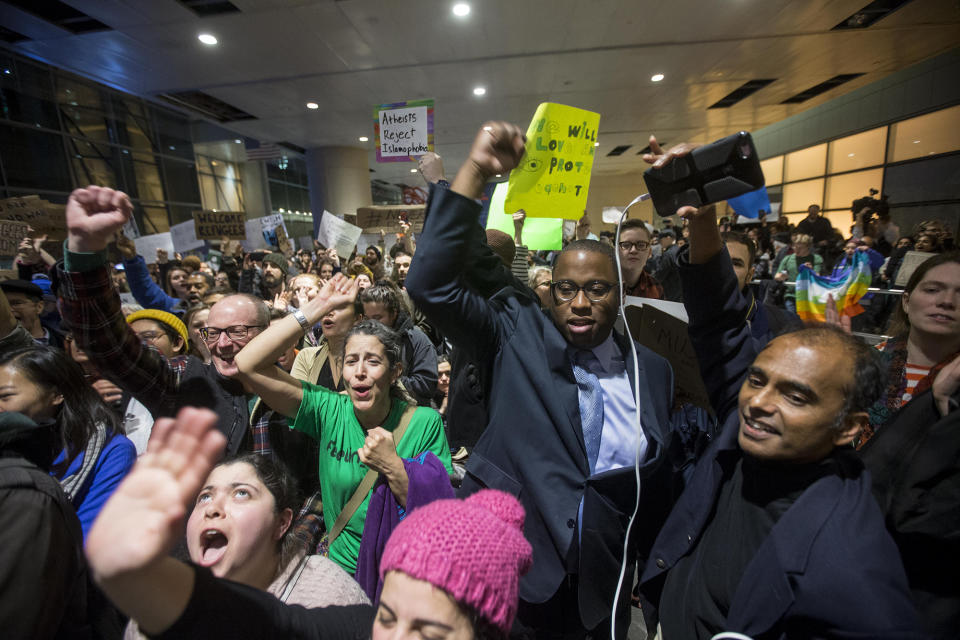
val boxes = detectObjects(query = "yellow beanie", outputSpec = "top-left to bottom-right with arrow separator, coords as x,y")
126,309 -> 190,348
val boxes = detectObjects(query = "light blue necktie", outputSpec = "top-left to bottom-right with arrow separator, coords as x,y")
572,349 -> 604,473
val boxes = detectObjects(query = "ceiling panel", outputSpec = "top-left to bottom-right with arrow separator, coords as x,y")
1,0 -> 957,186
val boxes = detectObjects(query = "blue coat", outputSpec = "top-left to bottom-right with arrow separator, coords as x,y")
640,247 -> 922,639
406,186 -> 675,629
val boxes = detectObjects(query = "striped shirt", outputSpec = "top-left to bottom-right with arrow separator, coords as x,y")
902,363 -> 932,403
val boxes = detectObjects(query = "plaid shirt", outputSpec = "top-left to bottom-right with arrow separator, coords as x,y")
57,262 -> 189,411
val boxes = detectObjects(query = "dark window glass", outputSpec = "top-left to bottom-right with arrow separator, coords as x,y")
0,56 -> 59,129
884,154 -> 960,205
154,109 -> 194,160
0,124 -> 72,191
162,157 -> 201,204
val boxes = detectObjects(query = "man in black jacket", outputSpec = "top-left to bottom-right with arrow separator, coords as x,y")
406,123 -> 676,638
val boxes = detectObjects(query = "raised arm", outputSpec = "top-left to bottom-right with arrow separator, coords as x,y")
643,137 -> 758,420
405,123 -> 527,359
116,233 -> 182,312
59,186 -> 183,414
234,274 -> 359,417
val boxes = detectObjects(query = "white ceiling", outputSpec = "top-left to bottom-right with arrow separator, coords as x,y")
3,0 -> 959,185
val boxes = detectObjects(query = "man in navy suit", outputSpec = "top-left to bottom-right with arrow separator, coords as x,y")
637,140 -> 922,639
406,123 -> 676,639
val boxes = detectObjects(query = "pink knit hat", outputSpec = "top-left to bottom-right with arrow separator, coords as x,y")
379,490 -> 533,633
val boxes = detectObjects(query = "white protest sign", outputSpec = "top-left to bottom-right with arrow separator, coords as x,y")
375,99 -> 434,162
134,232 -> 175,261
242,213 -> 287,251
170,219 -> 204,253
317,211 -> 363,261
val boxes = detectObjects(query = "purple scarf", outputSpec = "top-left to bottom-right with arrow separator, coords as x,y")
354,452 -> 454,601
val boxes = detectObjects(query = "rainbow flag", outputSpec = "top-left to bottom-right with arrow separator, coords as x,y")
795,251 -> 872,321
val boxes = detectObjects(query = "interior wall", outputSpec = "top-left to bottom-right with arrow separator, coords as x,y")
585,170 -> 658,232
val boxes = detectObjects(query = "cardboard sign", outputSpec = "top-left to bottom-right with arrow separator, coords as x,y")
894,250 -> 937,288
355,205 -> 425,233
0,196 -> 66,237
356,233 -> 398,256
193,210 -> 246,240
623,298 -> 711,412
0,220 -> 32,258
485,183 -> 563,251
506,103 -> 600,220
134,232 -> 175,261
170,219 -> 204,253
374,98 -> 434,162
275,224 -> 294,258
317,211 -> 363,261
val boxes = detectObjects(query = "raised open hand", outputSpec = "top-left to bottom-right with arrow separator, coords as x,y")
85,408 -> 225,581
16,236 -> 41,265
66,186 -> 133,253
641,135 -> 700,169
302,273 -> 359,323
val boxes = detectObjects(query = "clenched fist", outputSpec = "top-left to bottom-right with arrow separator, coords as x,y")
66,186 -> 133,253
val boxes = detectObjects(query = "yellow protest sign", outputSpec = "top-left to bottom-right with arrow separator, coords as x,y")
505,103 -> 600,220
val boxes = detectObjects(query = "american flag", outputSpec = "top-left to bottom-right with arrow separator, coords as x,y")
244,143 -> 285,161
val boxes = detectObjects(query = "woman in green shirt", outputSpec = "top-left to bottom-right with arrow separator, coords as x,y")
775,233 -> 823,315
235,275 -> 452,573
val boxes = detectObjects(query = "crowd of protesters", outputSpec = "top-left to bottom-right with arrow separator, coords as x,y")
0,122 -> 958,640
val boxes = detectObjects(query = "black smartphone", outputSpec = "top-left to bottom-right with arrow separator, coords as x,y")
643,131 -> 765,217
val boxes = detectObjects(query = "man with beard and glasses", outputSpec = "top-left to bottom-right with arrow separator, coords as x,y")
240,252 -> 290,302
56,186 -> 320,528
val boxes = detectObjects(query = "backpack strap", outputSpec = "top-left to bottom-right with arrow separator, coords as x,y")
326,404 -> 418,546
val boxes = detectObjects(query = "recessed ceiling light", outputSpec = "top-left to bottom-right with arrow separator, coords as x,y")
234,139 -> 242,144
358,136 -> 369,142
473,86 -> 486,96
279,208 -> 285,212
848,153 -> 855,157
495,174 -> 502,178
913,140 -> 920,144
410,168 -> 418,173
210,160 -> 218,166
651,73 -> 665,82
198,33 -> 218,46
594,142 -> 600,147
452,3 -> 471,17
306,102 -> 319,109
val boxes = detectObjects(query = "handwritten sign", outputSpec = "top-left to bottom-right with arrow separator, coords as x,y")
485,183 -> 563,251
0,196 -> 67,237
170,219 -> 204,253
275,224 -> 294,258
506,103 -> 600,220
355,205 -> 425,233
357,232 -> 398,255
193,210 -> 245,240
317,211 -> 363,261
623,299 -> 711,412
0,220 -> 31,258
374,99 -> 434,162
134,232 -> 175,261
242,214 -> 287,252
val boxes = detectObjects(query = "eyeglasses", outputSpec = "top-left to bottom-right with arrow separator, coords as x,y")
551,280 -> 616,303
135,330 -> 168,344
198,324 -> 266,343
618,241 -> 650,252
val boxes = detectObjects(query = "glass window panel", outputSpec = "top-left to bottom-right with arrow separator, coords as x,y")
139,204 -> 170,234
782,178 -> 824,213
220,177 -> 243,211
133,161 -> 166,203
0,57 -> 59,129
0,124 -> 72,191
153,109 -> 194,160
199,174 -> 219,211
784,144 -> 826,182
884,154 -> 960,205
825,168 -> 884,211
111,96 -> 155,151
56,76 -> 104,109
269,180 -> 289,211
888,105 -> 960,162
60,104 -> 114,143
828,128 -> 886,173
760,156 -> 783,186
66,139 -> 119,188
161,158 -> 201,204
